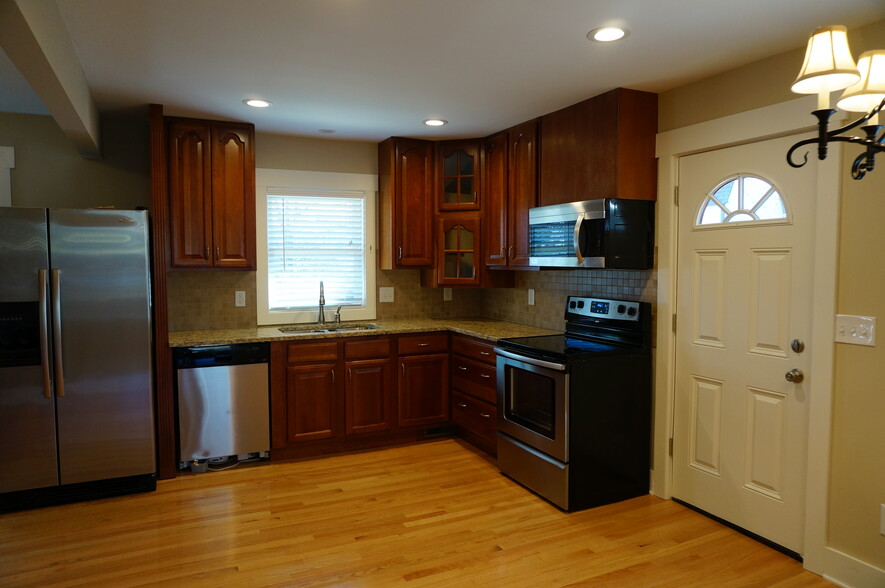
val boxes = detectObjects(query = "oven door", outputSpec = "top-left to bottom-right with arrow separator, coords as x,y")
496,348 -> 569,462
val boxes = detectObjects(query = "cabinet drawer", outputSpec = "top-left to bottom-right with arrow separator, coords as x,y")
452,391 -> 497,455
287,341 -> 338,364
451,335 -> 496,365
344,337 -> 391,360
398,333 -> 449,355
451,356 -> 496,404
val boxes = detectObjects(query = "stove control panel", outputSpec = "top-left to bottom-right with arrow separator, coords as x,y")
566,296 -> 639,321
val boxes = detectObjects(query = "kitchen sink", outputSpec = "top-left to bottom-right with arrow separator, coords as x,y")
278,323 -> 380,334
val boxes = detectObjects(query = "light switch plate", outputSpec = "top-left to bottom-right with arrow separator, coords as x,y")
379,287 -> 394,303
834,314 -> 876,346
528,288 -> 535,306
443,288 -> 452,301
234,290 -> 246,307
880,504 -> 885,536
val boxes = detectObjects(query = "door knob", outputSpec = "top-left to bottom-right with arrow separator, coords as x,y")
785,368 -> 805,383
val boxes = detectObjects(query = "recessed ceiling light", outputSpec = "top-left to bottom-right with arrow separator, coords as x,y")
424,119 -> 448,127
243,99 -> 272,108
588,26 -> 629,42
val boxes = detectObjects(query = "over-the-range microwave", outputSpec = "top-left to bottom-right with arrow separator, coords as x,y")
528,198 -> 654,269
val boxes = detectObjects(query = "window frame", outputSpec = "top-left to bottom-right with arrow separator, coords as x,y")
693,173 -> 791,230
256,168 -> 378,326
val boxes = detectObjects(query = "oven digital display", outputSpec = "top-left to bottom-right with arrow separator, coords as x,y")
590,301 -> 609,315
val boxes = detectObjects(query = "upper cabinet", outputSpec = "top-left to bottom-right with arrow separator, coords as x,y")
505,119 -> 539,268
378,137 -> 435,269
437,140 -> 480,211
166,117 -> 256,269
539,88 -> 658,207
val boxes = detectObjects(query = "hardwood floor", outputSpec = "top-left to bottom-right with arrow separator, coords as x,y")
0,439 -> 831,587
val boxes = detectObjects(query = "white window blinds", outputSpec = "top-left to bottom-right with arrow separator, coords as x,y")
266,190 -> 366,310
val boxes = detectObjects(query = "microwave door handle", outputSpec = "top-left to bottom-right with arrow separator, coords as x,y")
573,213 -> 586,265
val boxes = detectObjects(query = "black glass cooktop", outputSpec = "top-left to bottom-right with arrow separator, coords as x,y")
496,334 -> 627,361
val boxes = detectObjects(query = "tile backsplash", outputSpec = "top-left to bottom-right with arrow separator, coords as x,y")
166,267 -> 655,333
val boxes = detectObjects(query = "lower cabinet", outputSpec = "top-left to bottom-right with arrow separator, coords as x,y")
270,332 -> 452,459
450,334 -> 499,456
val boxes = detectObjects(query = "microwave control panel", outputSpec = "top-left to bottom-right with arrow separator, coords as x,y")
566,296 -> 639,322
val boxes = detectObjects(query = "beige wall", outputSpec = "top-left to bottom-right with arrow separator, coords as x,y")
659,19 -> 885,570
0,108 -> 150,210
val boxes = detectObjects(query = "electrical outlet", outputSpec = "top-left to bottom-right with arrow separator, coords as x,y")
528,288 -> 535,306
234,290 -> 246,307
379,287 -> 394,303
834,314 -> 876,346
443,288 -> 452,301
880,504 -> 885,536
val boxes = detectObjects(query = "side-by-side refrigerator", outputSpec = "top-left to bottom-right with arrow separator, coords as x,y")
0,208 -> 155,507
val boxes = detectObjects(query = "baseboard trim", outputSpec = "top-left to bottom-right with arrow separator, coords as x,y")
822,546 -> 885,588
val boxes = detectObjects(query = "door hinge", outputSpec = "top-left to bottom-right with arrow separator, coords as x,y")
668,437 -> 674,457
672,314 -> 677,333
674,185 -> 679,206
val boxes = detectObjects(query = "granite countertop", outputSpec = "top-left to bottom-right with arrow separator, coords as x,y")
168,318 -> 560,347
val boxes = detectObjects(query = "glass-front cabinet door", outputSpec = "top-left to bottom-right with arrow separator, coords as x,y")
438,141 -> 480,211
437,214 -> 480,286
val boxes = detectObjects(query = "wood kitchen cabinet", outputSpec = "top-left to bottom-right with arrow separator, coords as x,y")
539,88 -> 658,207
344,338 -> 394,435
378,137 -> 435,269
482,120 -> 538,269
166,117 -> 256,269
397,333 -> 450,428
437,140 -> 480,211
284,341 -> 340,443
450,335 -> 498,456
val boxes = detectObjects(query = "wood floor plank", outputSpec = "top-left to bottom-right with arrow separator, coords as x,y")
0,439 -> 831,587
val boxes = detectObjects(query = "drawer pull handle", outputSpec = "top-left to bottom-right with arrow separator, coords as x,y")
480,413 -> 491,418
458,366 -> 467,371
457,402 -> 468,408
480,373 -> 491,379
417,343 -> 430,347
479,351 -> 490,356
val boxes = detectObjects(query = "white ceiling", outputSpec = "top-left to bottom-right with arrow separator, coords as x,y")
3,0 -> 885,141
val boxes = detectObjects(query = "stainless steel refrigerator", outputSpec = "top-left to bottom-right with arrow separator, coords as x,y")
0,208 -> 155,504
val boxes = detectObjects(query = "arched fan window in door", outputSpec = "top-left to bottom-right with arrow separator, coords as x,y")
696,174 -> 789,227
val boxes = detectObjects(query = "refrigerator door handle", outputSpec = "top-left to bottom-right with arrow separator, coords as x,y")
51,269 -> 65,397
38,269 -> 52,399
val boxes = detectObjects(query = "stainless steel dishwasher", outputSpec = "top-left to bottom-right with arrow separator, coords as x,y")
174,343 -> 270,470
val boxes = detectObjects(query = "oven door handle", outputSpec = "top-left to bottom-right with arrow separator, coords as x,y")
495,348 -> 567,372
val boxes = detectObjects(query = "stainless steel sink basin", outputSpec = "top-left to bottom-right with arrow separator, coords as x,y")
278,323 -> 379,334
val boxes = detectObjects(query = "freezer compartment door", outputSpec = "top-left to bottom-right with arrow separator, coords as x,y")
0,208 -> 59,492
178,363 -> 270,461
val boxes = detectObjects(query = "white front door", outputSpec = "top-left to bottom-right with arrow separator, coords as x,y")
672,134 -> 816,554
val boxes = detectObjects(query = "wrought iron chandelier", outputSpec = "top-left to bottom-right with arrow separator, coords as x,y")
787,25 -> 885,180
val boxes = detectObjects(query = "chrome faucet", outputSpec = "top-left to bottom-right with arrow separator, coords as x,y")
318,281 -> 325,324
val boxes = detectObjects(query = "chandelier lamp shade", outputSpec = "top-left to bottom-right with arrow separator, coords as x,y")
787,26 -> 885,180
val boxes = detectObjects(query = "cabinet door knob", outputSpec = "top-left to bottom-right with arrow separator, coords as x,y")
508,245 -> 514,259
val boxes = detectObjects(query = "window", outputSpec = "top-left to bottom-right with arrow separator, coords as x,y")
696,174 -> 788,227
256,169 -> 377,325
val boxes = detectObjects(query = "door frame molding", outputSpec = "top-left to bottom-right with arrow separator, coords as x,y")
653,95 -> 840,574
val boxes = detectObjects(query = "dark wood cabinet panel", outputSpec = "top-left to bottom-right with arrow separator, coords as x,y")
539,88 -> 658,207
450,334 -> 497,456
167,117 -> 256,269
482,131 -> 508,267
434,213 -> 481,286
378,137 -> 434,269
398,353 -> 450,428
286,362 -> 339,443
167,118 -> 213,267
397,333 -> 449,355
210,123 -> 256,268
507,119 -> 539,267
346,358 -> 393,435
